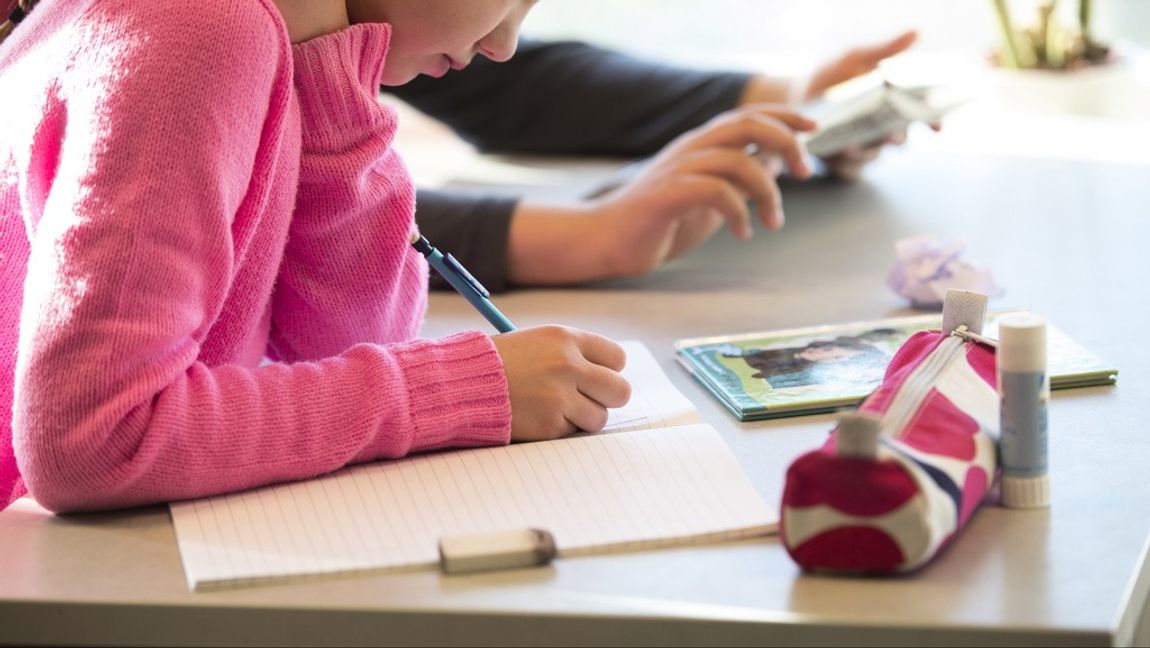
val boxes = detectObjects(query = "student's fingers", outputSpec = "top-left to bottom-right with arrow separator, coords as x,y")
576,362 -> 632,410
673,174 -> 759,237
836,145 -> 882,164
807,31 -> 919,99
665,148 -> 785,231
742,107 -> 818,133
564,393 -> 612,434
849,30 -> 918,69
822,147 -> 881,181
575,330 -> 628,372
679,112 -> 813,180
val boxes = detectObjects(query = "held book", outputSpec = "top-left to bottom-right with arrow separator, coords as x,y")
675,312 -> 1117,422
802,78 -> 962,158
169,342 -> 775,590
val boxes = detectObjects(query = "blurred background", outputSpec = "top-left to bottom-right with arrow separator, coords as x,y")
521,0 -> 1148,74
396,1 -> 1150,189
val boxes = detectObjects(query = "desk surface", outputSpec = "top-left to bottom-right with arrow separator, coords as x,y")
2,142 -> 1148,646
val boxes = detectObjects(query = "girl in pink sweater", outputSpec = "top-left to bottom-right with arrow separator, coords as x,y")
0,0 -> 631,513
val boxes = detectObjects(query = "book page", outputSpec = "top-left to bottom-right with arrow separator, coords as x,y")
605,341 -> 700,432
170,424 -> 774,590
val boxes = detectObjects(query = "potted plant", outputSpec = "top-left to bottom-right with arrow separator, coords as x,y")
988,0 -> 1128,115
992,0 -> 1111,70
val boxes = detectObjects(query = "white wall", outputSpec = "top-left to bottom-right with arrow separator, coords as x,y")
521,0 -> 1148,74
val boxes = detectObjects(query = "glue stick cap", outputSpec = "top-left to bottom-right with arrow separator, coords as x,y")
998,313 -> 1047,373
1001,474 -> 1051,508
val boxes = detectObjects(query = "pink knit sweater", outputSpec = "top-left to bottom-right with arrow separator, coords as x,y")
0,0 -> 511,513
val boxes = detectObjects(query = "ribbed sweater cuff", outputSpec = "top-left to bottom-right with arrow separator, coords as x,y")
291,23 -> 393,148
355,331 -> 511,462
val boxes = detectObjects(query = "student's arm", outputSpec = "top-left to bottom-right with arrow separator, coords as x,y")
400,40 -> 755,290
12,16 -> 510,513
414,190 -> 516,294
390,39 -> 753,156
401,36 -> 919,289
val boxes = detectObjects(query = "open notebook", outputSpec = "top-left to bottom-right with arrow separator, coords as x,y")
170,341 -> 775,590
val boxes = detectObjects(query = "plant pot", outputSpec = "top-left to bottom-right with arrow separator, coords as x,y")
988,57 -> 1137,117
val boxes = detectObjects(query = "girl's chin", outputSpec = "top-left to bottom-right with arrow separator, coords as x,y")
378,69 -> 420,87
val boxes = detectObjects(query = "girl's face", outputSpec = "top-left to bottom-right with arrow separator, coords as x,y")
348,0 -> 538,86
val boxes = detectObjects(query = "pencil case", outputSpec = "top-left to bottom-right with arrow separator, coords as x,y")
780,290 -> 999,573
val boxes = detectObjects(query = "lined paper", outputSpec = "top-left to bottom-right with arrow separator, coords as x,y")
171,424 -> 775,590
604,341 -> 700,432
170,341 -> 773,590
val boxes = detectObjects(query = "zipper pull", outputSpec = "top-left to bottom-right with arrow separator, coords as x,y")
952,324 -> 999,349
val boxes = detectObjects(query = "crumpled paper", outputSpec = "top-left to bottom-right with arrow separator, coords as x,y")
887,234 -> 1002,308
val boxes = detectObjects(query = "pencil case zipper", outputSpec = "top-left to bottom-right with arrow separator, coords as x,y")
881,326 -> 996,439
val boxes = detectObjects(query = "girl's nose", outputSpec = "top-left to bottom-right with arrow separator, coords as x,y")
478,32 -> 518,63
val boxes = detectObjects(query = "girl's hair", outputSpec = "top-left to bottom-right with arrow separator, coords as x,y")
0,1 -> 38,44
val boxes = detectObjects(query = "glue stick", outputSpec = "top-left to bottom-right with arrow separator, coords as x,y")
998,313 -> 1050,508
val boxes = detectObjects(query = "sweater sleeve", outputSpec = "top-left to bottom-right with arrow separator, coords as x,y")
268,23 -> 428,359
269,24 -> 512,446
12,12 -> 509,513
389,39 -> 752,157
414,189 -> 517,294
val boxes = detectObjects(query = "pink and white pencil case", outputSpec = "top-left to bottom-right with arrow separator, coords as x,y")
780,290 -> 1000,573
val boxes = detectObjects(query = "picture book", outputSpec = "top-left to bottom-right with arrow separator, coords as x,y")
674,312 -> 1117,422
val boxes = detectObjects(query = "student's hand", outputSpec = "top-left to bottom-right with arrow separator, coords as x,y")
492,326 -> 631,442
506,105 -> 816,283
588,105 -> 815,276
803,30 -> 918,101
818,131 -> 907,181
802,30 -> 922,180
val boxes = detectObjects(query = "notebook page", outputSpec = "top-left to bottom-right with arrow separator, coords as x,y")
605,341 -> 700,432
171,424 -> 775,590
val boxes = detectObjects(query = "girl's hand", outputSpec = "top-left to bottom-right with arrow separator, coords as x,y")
492,326 -> 631,442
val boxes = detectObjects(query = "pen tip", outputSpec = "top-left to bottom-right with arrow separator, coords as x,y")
409,230 -> 421,245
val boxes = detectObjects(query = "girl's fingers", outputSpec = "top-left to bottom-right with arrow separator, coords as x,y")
565,392 -> 616,434
574,331 -> 627,372
576,362 -> 632,411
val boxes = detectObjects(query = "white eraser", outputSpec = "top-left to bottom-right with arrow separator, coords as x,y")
438,528 -> 556,575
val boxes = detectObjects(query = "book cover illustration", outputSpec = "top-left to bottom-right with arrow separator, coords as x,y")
675,313 -> 1117,421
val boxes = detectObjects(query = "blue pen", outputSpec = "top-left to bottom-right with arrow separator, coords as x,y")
410,231 -> 517,333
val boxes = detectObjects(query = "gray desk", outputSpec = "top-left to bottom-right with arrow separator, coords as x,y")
1,146 -> 1147,647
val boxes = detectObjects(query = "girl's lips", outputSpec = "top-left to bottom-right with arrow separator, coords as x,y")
427,57 -> 451,78
426,56 -> 469,79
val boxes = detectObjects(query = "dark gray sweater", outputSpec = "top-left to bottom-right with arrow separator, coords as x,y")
389,39 -> 750,292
